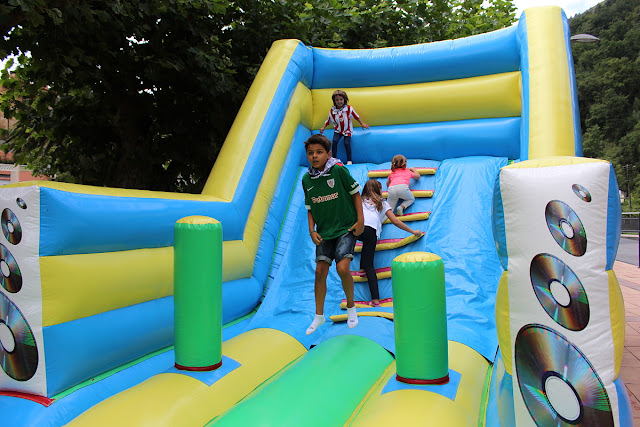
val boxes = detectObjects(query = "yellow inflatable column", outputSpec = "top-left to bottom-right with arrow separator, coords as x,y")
524,7 -> 577,158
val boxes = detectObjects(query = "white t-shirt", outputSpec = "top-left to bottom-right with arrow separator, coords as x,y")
362,199 -> 392,239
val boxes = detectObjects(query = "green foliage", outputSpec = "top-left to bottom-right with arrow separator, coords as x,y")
1,0 -> 516,192
570,0 -> 640,212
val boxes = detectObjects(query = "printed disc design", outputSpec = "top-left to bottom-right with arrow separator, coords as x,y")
530,253 -> 589,331
15,198 -> 27,210
0,244 -> 22,293
0,292 -> 38,381
572,184 -> 592,202
515,324 -> 613,426
1,208 -> 22,245
545,200 -> 587,256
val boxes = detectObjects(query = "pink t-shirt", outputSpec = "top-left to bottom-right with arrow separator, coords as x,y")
388,168 -> 414,187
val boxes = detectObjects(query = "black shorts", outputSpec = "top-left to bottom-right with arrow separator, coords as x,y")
316,231 -> 356,264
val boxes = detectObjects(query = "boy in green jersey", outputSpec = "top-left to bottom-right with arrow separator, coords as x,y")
302,134 -> 364,335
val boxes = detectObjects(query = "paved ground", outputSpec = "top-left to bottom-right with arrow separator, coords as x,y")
615,259 -> 640,425
618,235 -> 639,266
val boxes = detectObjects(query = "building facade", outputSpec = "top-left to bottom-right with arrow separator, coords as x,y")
0,82 -> 48,185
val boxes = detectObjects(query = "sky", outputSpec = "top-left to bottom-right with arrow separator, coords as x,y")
512,0 -> 605,19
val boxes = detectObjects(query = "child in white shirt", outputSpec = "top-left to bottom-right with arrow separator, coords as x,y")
360,179 -> 421,306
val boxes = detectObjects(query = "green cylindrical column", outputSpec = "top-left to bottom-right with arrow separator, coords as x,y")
174,215 -> 223,371
392,252 -> 448,384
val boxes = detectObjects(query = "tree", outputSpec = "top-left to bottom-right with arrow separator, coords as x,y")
1,0 -> 516,192
2,1 -> 234,191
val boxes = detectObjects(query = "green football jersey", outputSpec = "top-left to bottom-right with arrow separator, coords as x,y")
302,165 -> 361,240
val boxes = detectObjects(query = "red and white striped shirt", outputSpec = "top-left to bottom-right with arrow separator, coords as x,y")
324,105 -> 361,137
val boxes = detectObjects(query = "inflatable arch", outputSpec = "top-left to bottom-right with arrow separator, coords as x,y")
0,6 -> 632,426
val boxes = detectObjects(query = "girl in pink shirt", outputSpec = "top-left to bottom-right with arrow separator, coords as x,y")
386,154 -> 420,216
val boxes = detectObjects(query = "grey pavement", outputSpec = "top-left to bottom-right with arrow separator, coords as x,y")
618,235 -> 640,267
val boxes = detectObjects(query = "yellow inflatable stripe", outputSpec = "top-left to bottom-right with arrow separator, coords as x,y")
354,232 -> 424,253
243,83 -> 312,261
608,270 -> 625,378
67,329 -> 306,427
344,363 -> 396,426
340,301 -> 373,309
3,180 -> 225,201
330,311 -> 394,322
524,7 -> 575,158
202,39 -> 301,199
381,190 -> 433,198
351,342 -> 490,426
383,211 -> 430,224
495,271 -> 512,376
41,241 -> 252,326
311,71 -> 521,129
393,251 -> 441,264
353,269 -> 391,283
339,301 -> 393,309
368,168 -> 437,178
177,216 -> 220,225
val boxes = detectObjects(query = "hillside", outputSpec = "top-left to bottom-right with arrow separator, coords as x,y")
570,0 -> 640,210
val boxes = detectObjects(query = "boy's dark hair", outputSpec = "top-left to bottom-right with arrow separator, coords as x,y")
304,134 -> 332,152
332,89 -> 349,106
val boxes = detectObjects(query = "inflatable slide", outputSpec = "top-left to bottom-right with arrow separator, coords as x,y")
0,6 -> 633,426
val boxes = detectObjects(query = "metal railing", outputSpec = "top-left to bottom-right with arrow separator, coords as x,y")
622,212 -> 639,234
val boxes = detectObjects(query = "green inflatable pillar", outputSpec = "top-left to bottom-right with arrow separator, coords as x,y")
392,252 -> 449,384
174,215 -> 223,371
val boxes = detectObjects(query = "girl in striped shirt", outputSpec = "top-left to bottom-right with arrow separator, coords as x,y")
319,90 -> 369,165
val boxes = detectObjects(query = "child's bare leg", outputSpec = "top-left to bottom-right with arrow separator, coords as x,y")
307,261 -> 329,335
336,258 -> 354,306
336,257 -> 358,328
314,261 -> 330,314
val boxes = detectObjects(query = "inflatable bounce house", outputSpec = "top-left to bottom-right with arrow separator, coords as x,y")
0,6 -> 633,426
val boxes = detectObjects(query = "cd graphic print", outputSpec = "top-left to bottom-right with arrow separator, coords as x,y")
515,324 -> 613,426
0,292 -> 38,381
15,198 -> 27,210
530,253 -> 589,331
0,244 -> 22,293
572,184 -> 592,202
1,208 -> 22,245
545,200 -> 587,256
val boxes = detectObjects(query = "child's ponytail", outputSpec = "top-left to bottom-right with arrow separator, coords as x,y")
391,154 -> 407,171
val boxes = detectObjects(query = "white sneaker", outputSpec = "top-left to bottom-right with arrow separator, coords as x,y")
396,206 -> 404,216
347,161 -> 352,165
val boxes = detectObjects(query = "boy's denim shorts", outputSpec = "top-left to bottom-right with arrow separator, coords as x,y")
316,231 -> 356,265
